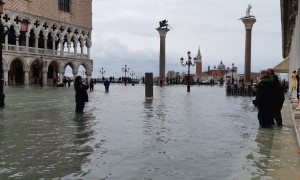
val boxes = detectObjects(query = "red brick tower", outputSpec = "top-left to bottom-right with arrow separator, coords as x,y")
195,47 -> 202,76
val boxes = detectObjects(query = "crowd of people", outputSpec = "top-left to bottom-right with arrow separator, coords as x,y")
252,68 -> 285,128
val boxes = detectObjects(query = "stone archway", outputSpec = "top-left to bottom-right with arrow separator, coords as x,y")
30,59 -> 43,85
8,59 -> 24,85
47,61 -> 60,85
64,62 -> 75,78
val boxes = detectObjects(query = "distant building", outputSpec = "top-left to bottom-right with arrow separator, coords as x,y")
2,0 -> 93,85
191,46 -> 261,84
195,46 -> 202,76
200,61 -> 229,83
197,61 -> 260,84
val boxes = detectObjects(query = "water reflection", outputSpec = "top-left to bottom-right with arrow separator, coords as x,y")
0,85 -> 299,179
73,113 -> 95,146
248,128 -> 275,178
143,98 -> 169,151
0,86 -> 96,179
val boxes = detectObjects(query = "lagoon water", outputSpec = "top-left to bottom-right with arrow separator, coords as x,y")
0,84 -> 299,179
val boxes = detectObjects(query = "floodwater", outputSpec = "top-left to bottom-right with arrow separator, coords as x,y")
0,84 -> 299,179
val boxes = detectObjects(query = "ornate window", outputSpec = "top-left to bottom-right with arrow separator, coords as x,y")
58,0 -> 71,12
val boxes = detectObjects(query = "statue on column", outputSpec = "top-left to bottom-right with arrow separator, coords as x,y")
246,5 -> 252,17
159,19 -> 169,28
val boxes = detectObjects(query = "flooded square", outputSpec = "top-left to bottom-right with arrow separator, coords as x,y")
0,84 -> 299,179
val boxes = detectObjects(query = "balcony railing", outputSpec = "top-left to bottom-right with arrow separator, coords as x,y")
3,44 -> 89,59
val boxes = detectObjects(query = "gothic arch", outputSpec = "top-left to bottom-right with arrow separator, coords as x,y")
7,56 -> 27,71
47,60 -> 60,85
8,58 -> 25,85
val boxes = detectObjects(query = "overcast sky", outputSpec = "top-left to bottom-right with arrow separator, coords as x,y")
85,0 -> 282,78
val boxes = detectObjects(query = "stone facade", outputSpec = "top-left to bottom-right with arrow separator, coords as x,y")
281,0 -> 298,89
5,0 -> 92,28
1,0 -> 93,85
281,0 -> 300,148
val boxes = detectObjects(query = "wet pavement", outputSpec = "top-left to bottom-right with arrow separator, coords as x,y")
0,84 -> 299,179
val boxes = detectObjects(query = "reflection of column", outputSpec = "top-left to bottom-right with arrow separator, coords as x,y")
156,27 -> 170,82
24,70 -> 29,85
241,16 -> 256,84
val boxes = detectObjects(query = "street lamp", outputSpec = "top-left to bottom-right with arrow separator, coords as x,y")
180,51 -> 196,92
0,1 -> 29,107
122,65 -> 130,86
130,70 -> 135,86
99,67 -> 105,82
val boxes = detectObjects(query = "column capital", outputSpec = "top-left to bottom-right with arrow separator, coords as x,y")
240,17 -> 256,30
156,27 -> 170,37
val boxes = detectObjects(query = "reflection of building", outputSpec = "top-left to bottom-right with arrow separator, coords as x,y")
3,1 -> 93,85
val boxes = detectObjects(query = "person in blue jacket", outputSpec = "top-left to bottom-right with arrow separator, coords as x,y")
104,78 -> 110,92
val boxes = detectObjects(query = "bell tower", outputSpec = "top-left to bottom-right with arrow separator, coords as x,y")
195,46 -> 202,76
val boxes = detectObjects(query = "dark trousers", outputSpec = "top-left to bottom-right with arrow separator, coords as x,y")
273,110 -> 282,125
258,109 -> 272,127
76,101 -> 85,112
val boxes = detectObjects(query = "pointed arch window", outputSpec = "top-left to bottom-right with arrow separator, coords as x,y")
58,0 -> 71,12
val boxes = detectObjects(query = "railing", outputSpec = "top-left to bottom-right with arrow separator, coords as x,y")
2,44 -> 89,59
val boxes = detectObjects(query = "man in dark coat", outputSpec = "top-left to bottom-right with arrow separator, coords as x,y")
253,70 -> 273,128
74,76 -> 89,112
89,79 -> 94,91
268,68 -> 284,126
104,78 -> 110,92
